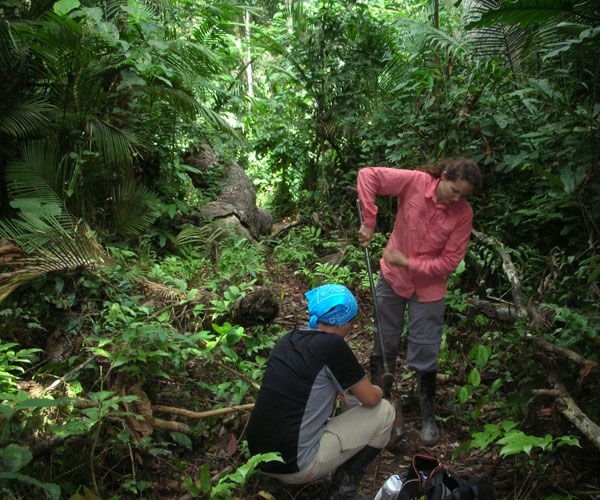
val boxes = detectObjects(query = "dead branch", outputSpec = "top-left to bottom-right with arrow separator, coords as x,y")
42,355 -> 96,394
271,220 -> 301,239
472,230 -> 527,319
526,334 -> 599,385
468,297 -> 520,322
531,372 -> 600,451
152,403 -> 255,420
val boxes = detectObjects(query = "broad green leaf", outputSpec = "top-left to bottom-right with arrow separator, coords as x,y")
89,391 -> 114,402
501,420 -> 518,432
490,378 -> 503,394
50,419 -> 90,437
457,386 -> 469,404
199,462 -> 212,494
80,7 -> 103,23
497,431 -> 552,457
171,431 -> 193,450
220,452 -> 283,486
0,472 -> 60,500
10,199 -> 62,218
468,368 -> 481,387
555,436 -> 580,447
14,398 -> 62,411
1,444 -> 32,472
470,424 -> 500,450
53,0 -> 80,15
0,404 -> 13,418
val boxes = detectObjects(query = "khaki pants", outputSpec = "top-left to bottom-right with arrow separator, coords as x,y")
269,399 -> 395,484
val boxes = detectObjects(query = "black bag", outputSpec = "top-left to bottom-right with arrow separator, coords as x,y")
398,454 -> 495,500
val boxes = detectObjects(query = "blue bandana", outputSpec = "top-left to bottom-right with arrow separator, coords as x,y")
305,284 -> 358,329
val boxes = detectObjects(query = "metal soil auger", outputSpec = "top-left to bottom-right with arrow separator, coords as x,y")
355,199 -> 395,393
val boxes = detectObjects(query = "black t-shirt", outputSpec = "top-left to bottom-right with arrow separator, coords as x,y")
247,329 -> 365,474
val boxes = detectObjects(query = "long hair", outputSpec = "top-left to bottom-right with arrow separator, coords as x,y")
418,158 -> 481,191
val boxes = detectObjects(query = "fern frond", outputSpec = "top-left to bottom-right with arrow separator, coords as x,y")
1,146 -> 106,296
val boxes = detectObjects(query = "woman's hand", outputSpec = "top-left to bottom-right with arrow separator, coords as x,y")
383,247 -> 409,268
357,225 -> 374,247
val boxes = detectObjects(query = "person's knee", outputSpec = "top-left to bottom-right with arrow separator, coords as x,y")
365,399 -> 396,449
374,399 -> 396,432
407,341 -> 439,373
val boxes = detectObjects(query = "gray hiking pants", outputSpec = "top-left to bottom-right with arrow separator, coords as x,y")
373,276 -> 444,374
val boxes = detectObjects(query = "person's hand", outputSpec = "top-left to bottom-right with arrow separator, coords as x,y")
383,247 -> 409,268
358,225 -> 374,247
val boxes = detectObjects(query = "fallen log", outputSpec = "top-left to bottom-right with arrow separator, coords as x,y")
525,334 -> 599,385
531,372 -> 600,452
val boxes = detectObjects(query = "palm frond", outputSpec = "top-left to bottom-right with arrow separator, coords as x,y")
0,96 -> 54,138
0,219 -> 105,303
463,0 -> 586,67
5,155 -> 73,234
123,0 -> 158,22
466,0 -> 578,28
19,140 -> 67,196
174,224 -> 225,247
87,119 -> 140,166
111,181 -> 161,237
1,143 -> 106,301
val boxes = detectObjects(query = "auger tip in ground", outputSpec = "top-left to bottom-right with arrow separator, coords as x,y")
381,372 -> 395,388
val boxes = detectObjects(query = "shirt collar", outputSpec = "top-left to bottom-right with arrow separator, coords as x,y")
425,177 -> 447,210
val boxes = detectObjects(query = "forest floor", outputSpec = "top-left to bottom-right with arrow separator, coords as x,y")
234,260 -> 600,500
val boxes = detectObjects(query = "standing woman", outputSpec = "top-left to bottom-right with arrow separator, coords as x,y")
356,158 -> 480,445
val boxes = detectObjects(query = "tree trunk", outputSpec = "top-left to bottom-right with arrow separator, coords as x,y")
244,9 -> 253,100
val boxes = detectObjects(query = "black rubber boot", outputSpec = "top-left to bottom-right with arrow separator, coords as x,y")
330,446 -> 380,499
418,371 -> 439,446
369,354 -> 396,397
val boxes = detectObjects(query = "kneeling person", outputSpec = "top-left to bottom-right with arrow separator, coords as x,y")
247,284 -> 395,499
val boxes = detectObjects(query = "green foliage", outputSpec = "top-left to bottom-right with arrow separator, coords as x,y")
297,262 -> 351,288
218,237 -> 266,282
87,303 -> 205,379
469,420 -> 580,458
271,226 -> 321,268
0,454 -> 61,500
0,342 -> 41,392
541,304 -> 599,353
183,451 -> 283,499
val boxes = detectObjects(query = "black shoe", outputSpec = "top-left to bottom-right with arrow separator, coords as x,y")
418,371 -> 439,446
329,446 -> 380,499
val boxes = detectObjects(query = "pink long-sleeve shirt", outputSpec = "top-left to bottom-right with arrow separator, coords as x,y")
357,167 -> 473,302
